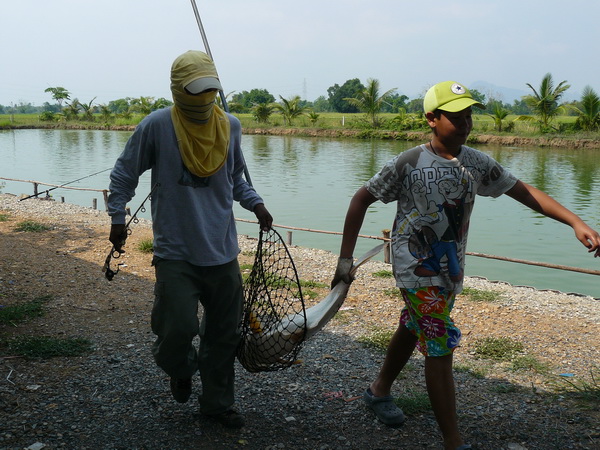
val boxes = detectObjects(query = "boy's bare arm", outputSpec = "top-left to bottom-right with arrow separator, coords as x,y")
339,186 -> 379,258
332,187 -> 379,287
505,180 -> 600,257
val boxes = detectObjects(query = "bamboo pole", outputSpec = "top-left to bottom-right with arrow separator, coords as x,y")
466,252 -> 600,276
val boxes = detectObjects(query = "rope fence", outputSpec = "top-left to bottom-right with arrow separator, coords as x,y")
236,219 -> 600,277
2,177 -> 599,278
0,177 -> 109,211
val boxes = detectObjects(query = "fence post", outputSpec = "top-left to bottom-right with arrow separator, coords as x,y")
33,182 -> 39,197
103,190 -> 109,211
92,198 -> 97,210
286,231 -> 293,246
382,229 -> 391,264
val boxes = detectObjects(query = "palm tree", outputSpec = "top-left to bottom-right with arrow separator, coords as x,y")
251,102 -> 275,123
62,99 -> 81,120
273,95 -> 309,126
80,97 -> 97,122
487,104 -> 510,132
130,97 -> 172,116
216,90 -> 235,111
573,86 -> 600,131
524,73 -> 570,131
44,86 -> 71,109
130,97 -> 155,116
307,111 -> 320,126
98,104 -> 113,123
343,78 -> 397,128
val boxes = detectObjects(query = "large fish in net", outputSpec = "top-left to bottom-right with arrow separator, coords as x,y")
237,228 -> 383,372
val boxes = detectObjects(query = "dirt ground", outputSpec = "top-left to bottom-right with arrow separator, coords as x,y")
1,201 -> 599,449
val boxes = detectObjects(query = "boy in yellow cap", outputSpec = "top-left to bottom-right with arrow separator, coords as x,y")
332,81 -> 600,449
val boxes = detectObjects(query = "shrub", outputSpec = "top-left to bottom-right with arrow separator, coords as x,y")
0,296 -> 50,325
4,336 -> 94,358
473,336 -> 524,360
14,220 -> 51,232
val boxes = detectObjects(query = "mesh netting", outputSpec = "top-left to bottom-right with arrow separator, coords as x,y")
237,228 -> 307,372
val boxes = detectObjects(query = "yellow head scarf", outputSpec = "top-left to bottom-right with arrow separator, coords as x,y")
170,51 -> 230,177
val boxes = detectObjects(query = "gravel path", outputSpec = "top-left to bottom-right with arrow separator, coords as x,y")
0,194 -> 599,450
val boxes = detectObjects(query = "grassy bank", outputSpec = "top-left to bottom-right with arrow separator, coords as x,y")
2,112 -> 599,149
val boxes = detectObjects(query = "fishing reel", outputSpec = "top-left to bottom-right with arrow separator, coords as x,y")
102,231 -> 130,281
102,184 -> 156,282
103,248 -> 124,281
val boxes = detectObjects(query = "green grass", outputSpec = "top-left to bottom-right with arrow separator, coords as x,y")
357,328 -> 393,352
299,279 -> 328,300
0,113 -> 145,128
3,112 -> 596,140
383,287 -> 400,297
332,309 -> 353,325
511,355 -> 550,373
0,213 -> 9,222
454,363 -> 488,379
473,336 -> 524,361
4,335 -> 94,358
14,220 -> 51,232
553,366 -> 600,405
302,289 -> 319,300
372,270 -> 394,278
137,238 -> 154,253
461,287 -> 502,302
0,295 -> 50,325
490,383 -> 518,394
299,279 -> 328,289
395,392 -> 431,415
240,266 -> 326,300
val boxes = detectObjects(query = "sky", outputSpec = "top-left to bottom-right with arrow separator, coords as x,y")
2,0 -> 599,107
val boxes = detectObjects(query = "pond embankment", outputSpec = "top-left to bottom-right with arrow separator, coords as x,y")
4,122 -> 600,149
243,128 -> 600,149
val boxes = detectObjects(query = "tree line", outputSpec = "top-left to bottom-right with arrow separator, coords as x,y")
228,73 -> 599,133
2,73 -> 599,133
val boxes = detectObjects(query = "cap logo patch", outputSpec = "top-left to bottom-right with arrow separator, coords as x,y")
451,83 -> 466,95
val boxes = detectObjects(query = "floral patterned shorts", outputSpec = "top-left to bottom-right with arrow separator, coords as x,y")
400,286 -> 461,357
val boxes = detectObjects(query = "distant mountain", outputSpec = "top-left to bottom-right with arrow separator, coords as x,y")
469,80 -> 529,104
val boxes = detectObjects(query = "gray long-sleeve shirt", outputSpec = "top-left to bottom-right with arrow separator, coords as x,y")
108,107 -> 263,266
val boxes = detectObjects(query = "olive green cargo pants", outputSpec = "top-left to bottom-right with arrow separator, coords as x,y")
151,257 -> 243,414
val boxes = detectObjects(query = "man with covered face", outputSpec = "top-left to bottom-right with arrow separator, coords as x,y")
107,50 -> 272,429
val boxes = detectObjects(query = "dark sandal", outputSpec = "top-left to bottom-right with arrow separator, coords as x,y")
363,388 -> 405,427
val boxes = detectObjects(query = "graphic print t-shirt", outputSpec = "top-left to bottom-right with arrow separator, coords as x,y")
365,144 -> 518,292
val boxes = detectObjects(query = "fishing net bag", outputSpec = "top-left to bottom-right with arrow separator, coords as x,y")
237,228 -> 307,372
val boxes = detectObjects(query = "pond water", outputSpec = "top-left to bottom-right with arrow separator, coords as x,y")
1,128 -> 599,298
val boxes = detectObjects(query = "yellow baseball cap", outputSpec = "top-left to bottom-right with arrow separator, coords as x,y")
423,81 -> 484,113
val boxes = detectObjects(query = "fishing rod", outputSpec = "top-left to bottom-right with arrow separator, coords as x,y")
189,0 -> 253,186
19,167 -> 112,201
189,0 -> 229,113
103,183 -> 158,281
